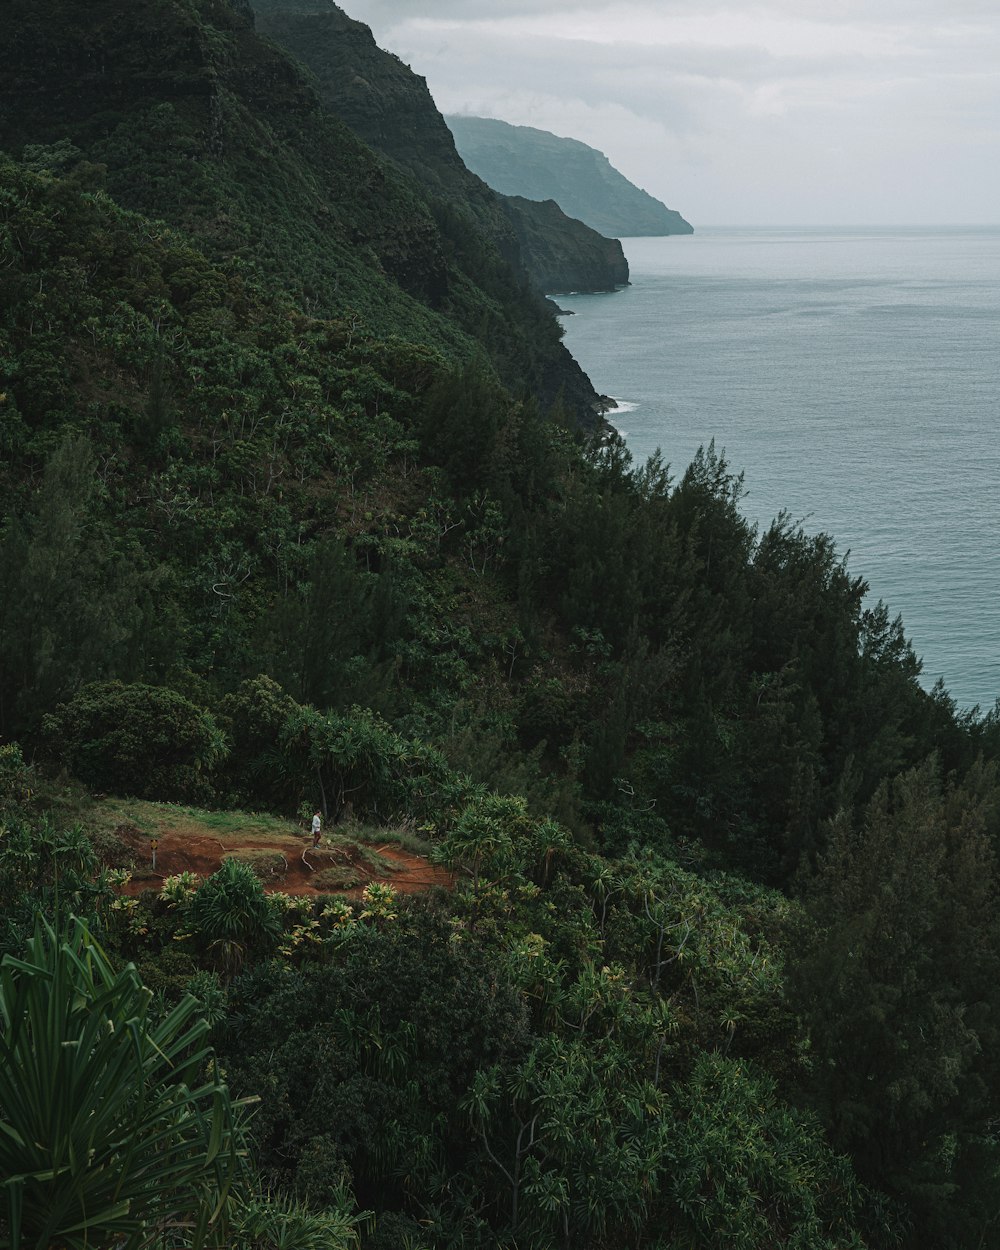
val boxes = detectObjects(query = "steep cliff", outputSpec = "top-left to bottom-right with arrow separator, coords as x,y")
505,197 -> 629,292
252,0 -> 629,294
253,0 -> 476,197
0,0 -> 603,422
448,115 -> 694,238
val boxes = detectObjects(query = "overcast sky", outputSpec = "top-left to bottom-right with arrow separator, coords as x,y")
342,1 -> 1000,225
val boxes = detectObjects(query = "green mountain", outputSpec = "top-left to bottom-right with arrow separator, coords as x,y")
251,0 -> 629,292
3,2 -> 1000,1248
448,115 -> 694,238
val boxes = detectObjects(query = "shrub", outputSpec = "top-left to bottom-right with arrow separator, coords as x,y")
0,742 -> 34,814
41,681 -> 227,801
0,916 -> 244,1247
160,870 -> 200,907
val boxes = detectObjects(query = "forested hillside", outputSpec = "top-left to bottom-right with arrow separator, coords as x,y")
1,0 -> 604,422
2,1 -> 1000,1248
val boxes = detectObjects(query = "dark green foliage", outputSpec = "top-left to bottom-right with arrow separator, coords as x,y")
217,823 -> 870,1249
254,538 -> 407,714
2,2 -> 1000,1244
278,703 -> 465,824
0,0 -> 601,425
419,363 -> 509,493
216,675 -> 302,809
661,1053 -> 866,1250
0,434 -> 170,737
0,816 -> 107,959
41,681 -> 227,801
790,758 -> 1000,1245
0,146 -> 965,883
0,742 -> 34,817
222,900 -> 531,1209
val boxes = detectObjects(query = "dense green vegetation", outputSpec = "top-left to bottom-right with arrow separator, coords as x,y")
1,0 -> 601,421
3,1 -> 1000,1247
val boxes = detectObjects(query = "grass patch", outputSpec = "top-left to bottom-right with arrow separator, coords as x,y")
311,865 -> 363,891
365,829 -> 434,858
222,849 -> 288,880
336,818 -> 434,859
74,796 -> 298,845
171,806 -> 294,839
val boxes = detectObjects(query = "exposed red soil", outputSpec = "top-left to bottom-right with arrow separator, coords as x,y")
115,825 -> 453,898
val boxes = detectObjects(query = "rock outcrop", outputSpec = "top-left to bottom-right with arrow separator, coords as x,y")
505,197 -> 629,293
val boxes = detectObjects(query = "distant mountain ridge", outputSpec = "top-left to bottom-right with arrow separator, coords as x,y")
447,116 -> 694,238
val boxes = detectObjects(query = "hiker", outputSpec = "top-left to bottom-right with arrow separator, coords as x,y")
311,810 -> 322,847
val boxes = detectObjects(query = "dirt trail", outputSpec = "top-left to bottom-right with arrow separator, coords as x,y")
117,824 -> 453,898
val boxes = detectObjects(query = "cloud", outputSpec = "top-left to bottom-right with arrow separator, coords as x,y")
342,0 -> 1000,223
350,0 -> 1000,27
347,0 -> 607,17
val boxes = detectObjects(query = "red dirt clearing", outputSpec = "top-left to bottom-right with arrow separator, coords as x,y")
117,825 -> 453,898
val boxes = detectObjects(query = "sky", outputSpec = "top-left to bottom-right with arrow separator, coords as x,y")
341,1 -> 1000,226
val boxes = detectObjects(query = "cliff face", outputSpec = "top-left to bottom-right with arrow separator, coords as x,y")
0,0 -> 604,423
252,0 -> 628,294
254,0 -> 473,194
448,115 -> 694,238
505,198 -> 629,293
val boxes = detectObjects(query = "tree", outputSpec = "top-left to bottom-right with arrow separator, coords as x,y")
215,674 -> 302,809
254,538 -> 405,715
790,758 -> 1000,1244
278,703 -> 456,824
41,680 -> 227,802
660,1052 -> 867,1250
0,434 -> 168,739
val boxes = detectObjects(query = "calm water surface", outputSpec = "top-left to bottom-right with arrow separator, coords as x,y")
559,227 -> 1000,711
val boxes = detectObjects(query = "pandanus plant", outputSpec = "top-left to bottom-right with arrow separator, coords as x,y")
0,915 -> 246,1250
186,858 -> 282,976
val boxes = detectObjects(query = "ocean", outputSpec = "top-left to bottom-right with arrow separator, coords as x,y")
558,227 -> 1000,712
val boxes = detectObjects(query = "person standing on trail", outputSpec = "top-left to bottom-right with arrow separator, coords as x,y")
311,810 -> 322,847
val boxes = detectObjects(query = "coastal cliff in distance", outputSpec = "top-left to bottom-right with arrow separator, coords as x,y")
505,197 -> 628,293
447,115 -> 693,238
252,0 -> 628,294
